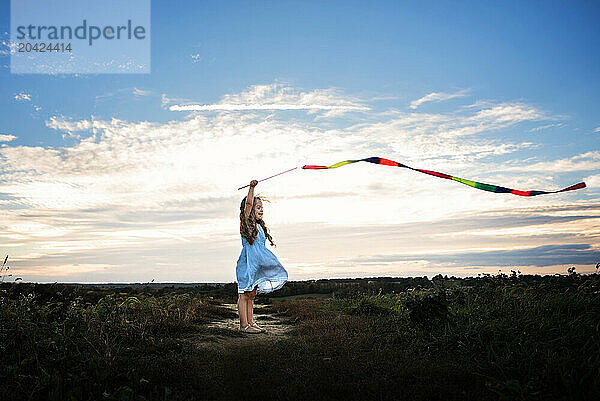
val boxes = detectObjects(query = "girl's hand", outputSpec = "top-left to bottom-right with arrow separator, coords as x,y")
244,180 -> 258,218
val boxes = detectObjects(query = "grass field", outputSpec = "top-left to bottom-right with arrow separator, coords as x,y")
1,272 -> 599,400
268,292 -> 332,302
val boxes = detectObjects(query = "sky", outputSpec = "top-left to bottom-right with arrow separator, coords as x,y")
0,0 -> 599,283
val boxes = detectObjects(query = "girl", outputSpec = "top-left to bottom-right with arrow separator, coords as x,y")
236,179 -> 289,333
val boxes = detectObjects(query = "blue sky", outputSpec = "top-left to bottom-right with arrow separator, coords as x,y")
0,0 -> 599,283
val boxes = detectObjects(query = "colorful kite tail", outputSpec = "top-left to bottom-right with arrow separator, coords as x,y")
301,156 -> 586,197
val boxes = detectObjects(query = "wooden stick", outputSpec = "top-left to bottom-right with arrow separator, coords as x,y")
238,167 -> 298,190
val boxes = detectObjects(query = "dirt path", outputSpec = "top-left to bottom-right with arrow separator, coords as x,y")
193,303 -> 295,345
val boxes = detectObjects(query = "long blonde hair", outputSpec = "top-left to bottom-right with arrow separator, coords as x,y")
239,195 -> 275,246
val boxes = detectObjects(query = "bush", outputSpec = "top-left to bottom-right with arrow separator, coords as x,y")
404,289 -> 449,328
349,295 -> 394,317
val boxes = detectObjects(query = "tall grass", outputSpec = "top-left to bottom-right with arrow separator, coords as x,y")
0,284 -> 235,400
268,273 -> 600,400
1,273 -> 599,400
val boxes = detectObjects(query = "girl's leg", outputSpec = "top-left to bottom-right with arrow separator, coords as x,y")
237,292 -> 249,328
247,285 -> 258,325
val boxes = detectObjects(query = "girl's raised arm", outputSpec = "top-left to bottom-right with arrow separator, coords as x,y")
244,180 -> 258,218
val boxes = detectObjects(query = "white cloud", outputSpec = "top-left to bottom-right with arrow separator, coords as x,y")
161,94 -> 171,108
12,91 -> 42,111
0,133 -> 17,142
489,151 -> 600,174
161,93 -> 192,109
14,92 -> 31,101
409,89 -> 469,109
11,91 -> 44,112
169,83 -> 371,113
95,87 -> 153,103
1,84 -> 596,282
469,102 -> 545,123
15,90 -> 573,216
594,127 -> 600,133
582,174 -> 600,188
0,38 -> 17,56
170,103 -> 368,112
529,123 -> 566,132
133,87 -> 152,96
46,115 -> 93,132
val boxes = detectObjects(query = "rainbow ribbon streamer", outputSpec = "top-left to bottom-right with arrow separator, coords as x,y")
302,157 -> 586,197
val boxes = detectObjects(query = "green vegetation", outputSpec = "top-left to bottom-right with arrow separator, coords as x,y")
1,271 -> 599,400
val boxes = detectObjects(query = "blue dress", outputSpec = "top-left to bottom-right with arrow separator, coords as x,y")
236,223 -> 288,294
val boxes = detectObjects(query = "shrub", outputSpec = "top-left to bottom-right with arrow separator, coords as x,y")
404,289 -> 449,328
